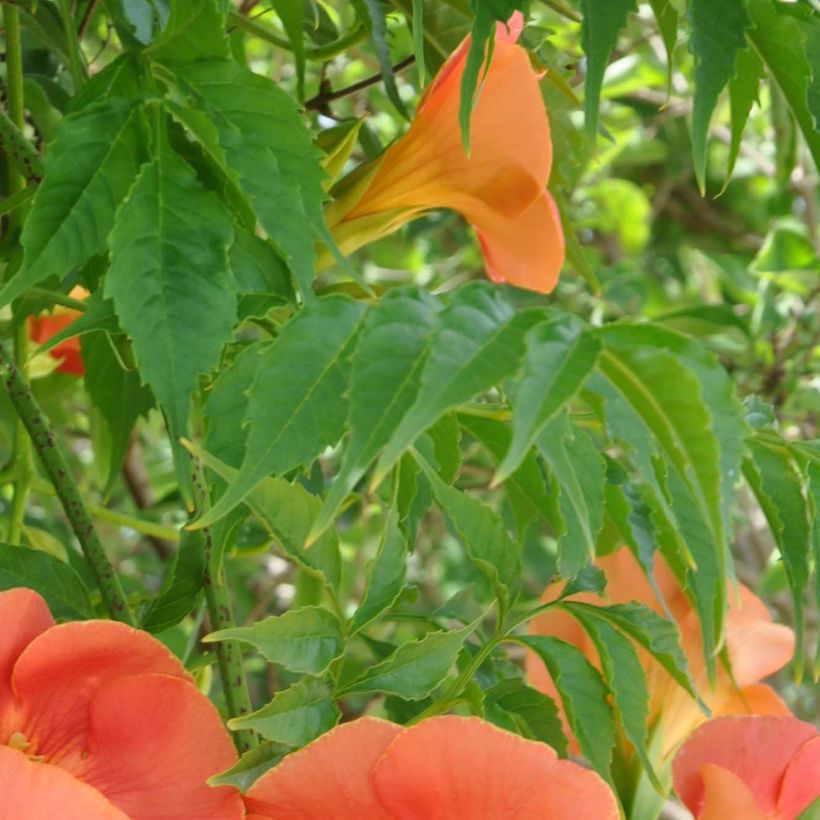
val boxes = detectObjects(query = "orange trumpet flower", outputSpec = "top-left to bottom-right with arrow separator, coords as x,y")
0,588 -> 242,819
27,286 -> 88,376
673,716 -> 820,819
244,715 -> 618,819
526,547 -> 794,768
326,13 -> 564,294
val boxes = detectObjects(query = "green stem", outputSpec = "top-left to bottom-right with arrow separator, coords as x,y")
190,460 -> 257,753
3,5 -> 33,547
227,11 -> 366,61
0,105 -> 44,183
56,0 -> 87,89
0,342 -> 133,623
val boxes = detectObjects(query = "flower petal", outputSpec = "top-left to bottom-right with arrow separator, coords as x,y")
12,620 -> 189,763
373,715 -> 619,819
672,715 -> 819,817
697,763 -> 768,820
0,588 -> 54,741
0,745 -> 128,819
68,674 -> 242,820
778,736 -> 820,819
244,717 -> 401,819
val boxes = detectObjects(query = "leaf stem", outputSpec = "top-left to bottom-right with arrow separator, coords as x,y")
190,459 -> 258,753
0,342 -> 134,622
56,0 -> 87,89
3,4 -> 33,547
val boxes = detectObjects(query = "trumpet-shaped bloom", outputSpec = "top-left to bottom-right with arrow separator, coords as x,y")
244,715 -> 619,819
526,547 -> 794,765
672,716 -> 820,819
27,286 -> 87,375
0,588 -> 242,819
326,13 -> 564,294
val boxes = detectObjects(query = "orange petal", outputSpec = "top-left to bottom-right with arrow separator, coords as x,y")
723,585 -> 795,686
67,673 -> 242,820
672,716 -> 819,817
372,715 -> 619,819
12,620 -> 189,763
0,745 -> 128,819
697,763 -> 768,820
779,736 -> 820,819
0,588 -> 54,741
244,717 -> 401,819
28,311 -> 84,375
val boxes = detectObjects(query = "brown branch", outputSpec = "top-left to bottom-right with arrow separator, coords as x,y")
305,55 -> 415,111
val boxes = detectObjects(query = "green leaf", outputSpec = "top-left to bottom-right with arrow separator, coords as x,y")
105,140 -> 235,447
484,678 -> 568,755
418,455 -> 520,613
273,0 -> 306,99
358,0 -> 410,118
727,46 -> 764,181
350,508 -> 409,634
687,0 -> 751,191
580,0 -> 636,137
566,601 -> 702,704
743,436 -> 811,678
747,0 -> 820,171
2,100 -> 148,306
567,607 -> 660,790
175,60 -> 326,294
195,296 -> 367,529
147,0 -> 229,65
376,283 -> 541,482
648,0 -> 678,83
538,412 -> 606,578
229,677 -> 340,746
81,333 -> 154,493
496,318 -> 601,483
0,543 -> 93,620
460,1 -> 521,148
518,635 -> 615,785
208,741 -> 289,790
311,287 -> 439,541
206,606 -> 343,675
140,530 -> 205,633
230,229 -> 294,321
184,441 -> 341,591
340,622 -> 477,699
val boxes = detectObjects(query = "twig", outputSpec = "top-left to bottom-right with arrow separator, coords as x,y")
190,458 -> 257,753
0,341 -> 133,623
305,55 -> 415,111
77,0 -> 100,39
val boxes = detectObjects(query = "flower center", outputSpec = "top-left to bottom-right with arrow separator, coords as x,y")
7,731 -> 45,762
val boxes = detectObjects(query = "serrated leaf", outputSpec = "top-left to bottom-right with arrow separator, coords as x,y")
311,288 -> 439,542
176,60 -> 326,293
0,543 -> 93,620
567,601 -> 702,704
567,607 -> 660,790
208,741 -> 289,790
648,0 -> 677,84
230,229 -> 294,321
81,333 -> 154,493
350,508 -> 409,634
340,621 -> 476,699
206,606 -> 343,675
418,455 -> 520,613
147,0 -> 228,65
195,296 -> 367,529
273,0 -> 306,99
743,437 -> 811,677
687,0 -> 751,190
2,100 -> 148,306
747,0 -> 820,171
106,141 -> 235,447
580,0 -> 636,137
184,441 -> 341,590
538,412 -> 606,578
230,677 -> 340,746
484,678 -> 568,755
140,530 -> 205,633
727,46 -> 764,181
359,0 -> 409,117
518,635 -> 615,785
496,318 -> 600,483
376,283 -> 541,482
459,0 -> 521,148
